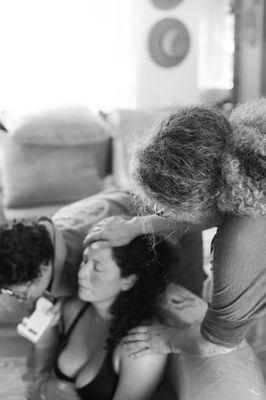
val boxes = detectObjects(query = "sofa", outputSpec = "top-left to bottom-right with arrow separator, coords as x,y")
0,106 -> 265,399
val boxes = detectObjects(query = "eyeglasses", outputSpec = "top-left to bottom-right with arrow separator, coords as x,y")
1,287 -> 29,301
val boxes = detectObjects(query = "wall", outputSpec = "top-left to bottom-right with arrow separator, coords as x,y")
133,0 -> 228,109
237,0 -> 265,102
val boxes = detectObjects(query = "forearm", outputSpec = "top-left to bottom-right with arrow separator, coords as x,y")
133,214 -> 212,237
29,327 -> 60,372
132,215 -> 185,236
169,322 -> 235,357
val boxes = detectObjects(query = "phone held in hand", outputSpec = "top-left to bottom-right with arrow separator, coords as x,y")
17,295 -> 57,343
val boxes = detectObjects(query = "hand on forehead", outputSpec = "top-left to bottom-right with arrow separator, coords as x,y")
83,245 -> 112,262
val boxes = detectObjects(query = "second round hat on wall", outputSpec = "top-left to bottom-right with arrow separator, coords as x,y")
148,18 -> 190,67
151,0 -> 183,10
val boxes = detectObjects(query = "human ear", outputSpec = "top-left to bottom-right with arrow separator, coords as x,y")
121,274 -> 138,291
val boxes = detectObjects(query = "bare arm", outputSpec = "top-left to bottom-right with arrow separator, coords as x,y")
28,300 -> 62,373
84,214 -> 190,249
122,286 -> 235,359
28,327 -> 60,372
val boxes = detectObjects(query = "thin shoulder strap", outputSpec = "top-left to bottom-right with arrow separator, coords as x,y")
64,304 -> 89,340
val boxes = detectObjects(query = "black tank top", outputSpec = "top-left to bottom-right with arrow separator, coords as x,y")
53,304 -> 118,399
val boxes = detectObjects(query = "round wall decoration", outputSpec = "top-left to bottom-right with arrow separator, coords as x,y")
151,0 -> 183,10
148,18 -> 190,67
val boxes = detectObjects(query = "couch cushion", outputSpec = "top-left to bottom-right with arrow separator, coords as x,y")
8,106 -> 109,146
3,203 -> 65,221
0,107 -> 111,208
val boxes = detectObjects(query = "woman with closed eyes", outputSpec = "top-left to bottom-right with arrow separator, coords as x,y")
36,234 -> 173,400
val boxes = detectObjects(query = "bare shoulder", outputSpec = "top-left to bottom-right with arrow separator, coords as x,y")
113,338 -> 167,375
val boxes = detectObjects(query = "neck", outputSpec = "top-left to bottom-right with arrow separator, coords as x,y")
91,299 -> 114,322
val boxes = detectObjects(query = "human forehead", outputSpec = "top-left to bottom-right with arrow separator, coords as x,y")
84,247 -> 114,263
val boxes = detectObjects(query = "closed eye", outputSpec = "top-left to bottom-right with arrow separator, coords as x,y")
82,254 -> 89,264
93,262 -> 104,272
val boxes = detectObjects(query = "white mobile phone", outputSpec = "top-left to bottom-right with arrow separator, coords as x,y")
17,296 -> 55,343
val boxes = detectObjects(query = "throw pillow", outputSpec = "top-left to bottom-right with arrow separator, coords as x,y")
0,106 -> 111,207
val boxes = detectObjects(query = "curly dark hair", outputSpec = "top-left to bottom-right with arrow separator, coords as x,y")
106,234 -> 175,349
0,221 -> 54,288
130,99 -> 266,222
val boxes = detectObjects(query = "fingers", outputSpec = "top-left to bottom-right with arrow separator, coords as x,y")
122,327 -> 150,351
167,283 -> 193,298
50,312 -> 61,327
89,240 -> 110,250
84,231 -> 103,246
46,302 -> 61,327
171,297 -> 197,309
46,300 -> 61,315
123,332 -> 148,343
123,340 -> 147,351
50,301 -> 61,313
84,225 -> 111,249
128,348 -> 153,359
127,326 -> 149,335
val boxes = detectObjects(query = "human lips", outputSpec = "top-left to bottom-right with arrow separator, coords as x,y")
78,281 -> 93,292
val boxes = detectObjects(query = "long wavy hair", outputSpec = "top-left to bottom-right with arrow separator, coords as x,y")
0,221 -> 54,288
106,235 -> 174,349
130,99 -> 266,222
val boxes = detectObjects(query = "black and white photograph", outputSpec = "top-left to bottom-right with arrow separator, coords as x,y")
0,0 -> 266,399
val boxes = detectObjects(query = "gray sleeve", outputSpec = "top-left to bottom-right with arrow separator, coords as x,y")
201,216 -> 266,347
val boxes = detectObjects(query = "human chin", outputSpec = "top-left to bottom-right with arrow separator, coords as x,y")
78,285 -> 94,301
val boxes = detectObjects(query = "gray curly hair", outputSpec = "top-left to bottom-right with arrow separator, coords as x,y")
130,99 -> 266,223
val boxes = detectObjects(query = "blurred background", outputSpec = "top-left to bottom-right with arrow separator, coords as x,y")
0,1 -> 266,399
0,0 -> 264,116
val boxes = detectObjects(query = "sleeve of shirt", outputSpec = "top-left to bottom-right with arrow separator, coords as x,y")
201,215 -> 266,348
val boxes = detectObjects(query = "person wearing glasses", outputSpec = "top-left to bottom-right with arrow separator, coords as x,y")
30,235 -> 173,400
0,189 -> 132,304
0,192 -> 204,307
86,100 -> 266,359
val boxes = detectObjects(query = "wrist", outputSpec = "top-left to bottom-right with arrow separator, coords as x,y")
195,331 -> 236,356
170,324 -> 235,357
129,216 -> 151,235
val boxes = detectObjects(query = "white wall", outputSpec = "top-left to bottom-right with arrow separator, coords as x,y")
237,0 -> 264,102
0,0 -> 136,114
133,0 -> 230,109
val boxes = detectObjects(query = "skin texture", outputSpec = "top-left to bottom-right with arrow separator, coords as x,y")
33,235 -> 171,400
121,285 -> 232,358
89,101 -> 266,358
125,101 -> 266,356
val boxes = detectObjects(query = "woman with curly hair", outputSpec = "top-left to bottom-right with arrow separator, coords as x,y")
88,99 -> 266,360
35,234 -> 172,400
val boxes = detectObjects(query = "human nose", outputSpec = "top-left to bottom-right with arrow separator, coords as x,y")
79,259 -> 92,280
